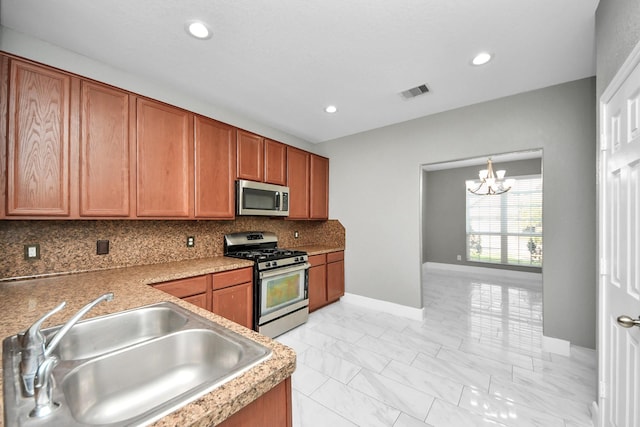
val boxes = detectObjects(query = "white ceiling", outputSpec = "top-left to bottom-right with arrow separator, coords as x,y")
0,0 -> 599,143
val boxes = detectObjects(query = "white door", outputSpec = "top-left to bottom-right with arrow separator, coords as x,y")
599,41 -> 640,427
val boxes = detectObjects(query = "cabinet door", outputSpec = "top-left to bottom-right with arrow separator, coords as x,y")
308,262 -> 327,312
286,146 -> 310,219
219,378 -> 292,427
80,81 -> 132,216
136,98 -> 193,217
7,59 -> 71,216
212,282 -> 253,329
0,55 -> 8,218
183,293 -> 210,311
326,252 -> 345,302
310,154 -> 329,219
264,139 -> 287,185
237,130 -> 263,182
194,116 -> 236,218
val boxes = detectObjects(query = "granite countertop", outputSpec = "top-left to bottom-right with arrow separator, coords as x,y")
0,256 -> 297,427
293,245 -> 344,255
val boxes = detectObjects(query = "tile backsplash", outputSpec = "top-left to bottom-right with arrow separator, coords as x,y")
0,218 -> 345,280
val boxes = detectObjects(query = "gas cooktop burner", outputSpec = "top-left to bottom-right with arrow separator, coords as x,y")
223,231 -> 308,268
229,248 -> 305,261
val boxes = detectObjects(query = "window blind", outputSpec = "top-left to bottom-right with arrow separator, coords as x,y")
466,174 -> 543,266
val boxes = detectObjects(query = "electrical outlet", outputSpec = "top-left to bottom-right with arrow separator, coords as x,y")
294,231 -> 299,239
457,255 -> 462,261
24,244 -> 41,260
97,240 -> 110,255
187,236 -> 195,247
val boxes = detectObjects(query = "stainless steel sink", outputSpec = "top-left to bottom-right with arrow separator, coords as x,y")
3,302 -> 272,427
47,305 -> 189,360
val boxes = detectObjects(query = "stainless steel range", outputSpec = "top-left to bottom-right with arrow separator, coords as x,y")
224,231 -> 309,338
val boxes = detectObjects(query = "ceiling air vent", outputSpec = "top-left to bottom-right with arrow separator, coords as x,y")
400,83 -> 430,99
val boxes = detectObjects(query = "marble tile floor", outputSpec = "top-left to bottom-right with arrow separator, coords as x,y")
276,268 -> 596,427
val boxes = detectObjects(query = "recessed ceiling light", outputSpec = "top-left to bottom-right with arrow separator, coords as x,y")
185,20 -> 212,39
325,105 -> 337,114
472,52 -> 492,66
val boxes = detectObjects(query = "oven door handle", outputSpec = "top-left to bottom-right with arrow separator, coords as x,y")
259,262 -> 310,279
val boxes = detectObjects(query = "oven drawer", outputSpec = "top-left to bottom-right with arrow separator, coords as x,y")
212,267 -> 252,290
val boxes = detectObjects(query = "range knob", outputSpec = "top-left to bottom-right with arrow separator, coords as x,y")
265,262 -> 271,268
272,261 -> 278,267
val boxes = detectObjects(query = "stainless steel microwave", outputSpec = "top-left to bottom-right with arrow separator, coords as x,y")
236,179 -> 289,217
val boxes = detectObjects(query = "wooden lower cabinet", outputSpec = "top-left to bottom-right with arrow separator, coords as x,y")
218,377 -> 292,427
326,250 -> 345,302
308,251 -> 344,312
212,282 -> 252,329
308,254 -> 327,312
152,267 -> 253,328
152,275 -> 211,311
211,267 -> 253,329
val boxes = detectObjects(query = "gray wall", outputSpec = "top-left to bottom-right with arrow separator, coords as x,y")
318,78 -> 596,348
423,158 -> 542,273
596,0 -> 640,98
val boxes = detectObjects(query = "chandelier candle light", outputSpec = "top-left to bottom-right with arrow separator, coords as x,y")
466,158 -> 515,195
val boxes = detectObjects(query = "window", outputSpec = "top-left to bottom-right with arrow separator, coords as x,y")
466,175 -> 542,266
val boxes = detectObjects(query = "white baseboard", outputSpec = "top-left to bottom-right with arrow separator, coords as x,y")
341,292 -> 425,321
542,335 -> 571,356
424,262 -> 542,283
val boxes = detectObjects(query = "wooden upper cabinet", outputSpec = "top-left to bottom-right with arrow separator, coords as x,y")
194,116 -> 236,219
0,55 -> 8,218
264,139 -> 287,185
236,130 -> 263,182
286,146 -> 310,219
136,98 -> 193,217
79,81 -> 132,217
6,59 -> 72,216
310,154 -> 329,219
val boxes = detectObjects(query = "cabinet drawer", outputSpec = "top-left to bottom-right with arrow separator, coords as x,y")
308,254 -> 326,267
153,275 -> 209,298
183,293 -> 210,311
327,251 -> 344,263
213,267 -> 253,290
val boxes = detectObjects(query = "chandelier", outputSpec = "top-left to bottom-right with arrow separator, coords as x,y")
466,158 -> 515,195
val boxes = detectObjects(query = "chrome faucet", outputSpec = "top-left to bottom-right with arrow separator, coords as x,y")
18,293 -> 114,399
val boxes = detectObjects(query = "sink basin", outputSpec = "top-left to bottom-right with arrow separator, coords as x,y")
63,329 -> 255,425
45,305 -> 188,360
3,302 -> 272,427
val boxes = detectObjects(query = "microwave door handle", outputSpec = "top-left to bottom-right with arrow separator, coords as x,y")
275,192 -> 281,210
